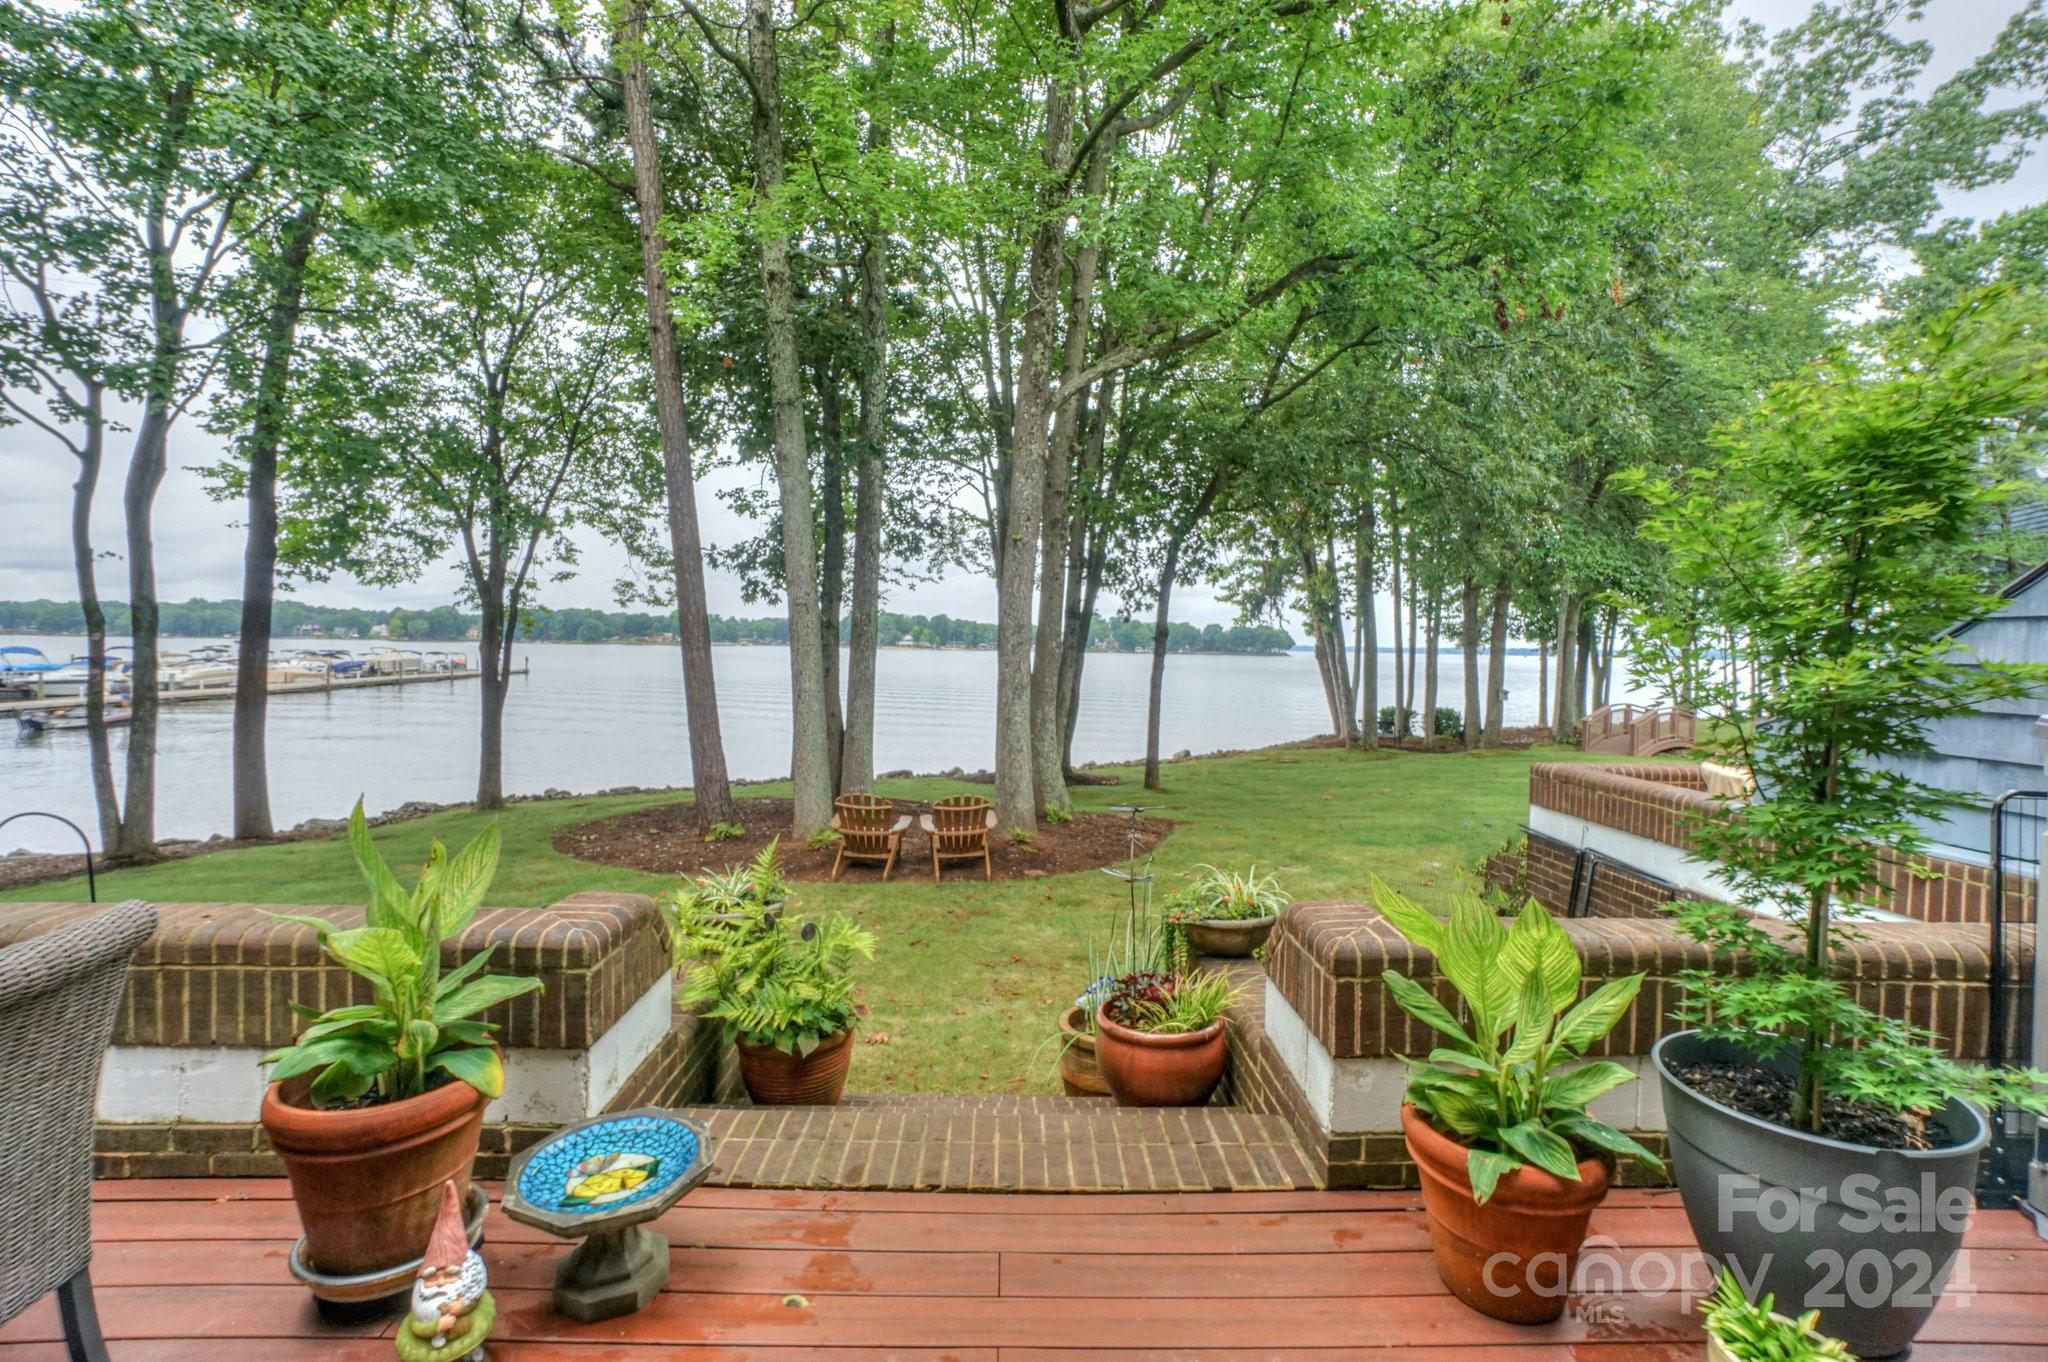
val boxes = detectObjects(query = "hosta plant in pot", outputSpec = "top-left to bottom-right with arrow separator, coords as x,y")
1162,864 -> 1290,959
673,843 -> 875,1105
1700,1270 -> 1854,1362
261,802 -> 541,1285
1625,292 -> 2048,1360
1374,879 -> 1661,1325
1093,969 -> 1243,1107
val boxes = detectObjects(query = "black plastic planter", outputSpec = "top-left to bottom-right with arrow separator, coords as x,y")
1653,1031 -> 1987,1360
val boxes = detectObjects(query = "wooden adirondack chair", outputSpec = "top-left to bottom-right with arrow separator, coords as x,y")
919,794 -> 997,883
830,793 -> 911,881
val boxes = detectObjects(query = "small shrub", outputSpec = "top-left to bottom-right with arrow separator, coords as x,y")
703,820 -> 745,843
1007,826 -> 1034,847
1043,804 -> 1073,826
804,827 -> 841,852
1377,704 -> 1416,736
1432,705 -> 1463,738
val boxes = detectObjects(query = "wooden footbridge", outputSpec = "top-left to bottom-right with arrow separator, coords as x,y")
1578,703 -> 1696,756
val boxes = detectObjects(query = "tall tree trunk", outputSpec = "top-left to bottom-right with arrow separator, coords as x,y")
231,201 -> 321,841
116,398 -> 170,860
1596,608 -> 1617,707
474,568 -> 508,810
1305,546 -> 1347,738
1460,573 -> 1481,750
1554,591 -> 1580,736
1059,380 -> 1112,777
1422,595 -> 1440,740
1324,537 -> 1356,743
1388,496 -> 1404,737
68,386 -> 119,850
746,0 -> 831,838
1483,579 -> 1510,746
617,3 -> 736,826
1355,490 -> 1378,751
841,198 -> 889,794
993,72 -> 1074,830
1404,565 -> 1421,742
1145,470 -> 1223,790
1575,609 -> 1595,727
816,367 -> 847,792
1537,635 -> 1549,733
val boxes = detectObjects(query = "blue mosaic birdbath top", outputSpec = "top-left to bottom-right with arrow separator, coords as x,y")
514,1113 -> 704,1221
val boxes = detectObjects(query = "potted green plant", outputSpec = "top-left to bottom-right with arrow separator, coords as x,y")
1700,1270 -> 1855,1362
1093,970 -> 1243,1107
1056,895 -> 1174,1096
1625,291 -> 2048,1360
1373,879 -> 1660,1325
1162,864 -> 1290,959
260,802 -> 541,1284
672,842 -> 875,1105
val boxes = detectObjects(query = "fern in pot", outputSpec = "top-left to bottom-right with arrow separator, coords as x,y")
260,802 -> 541,1286
1374,879 -> 1660,1324
671,843 -> 875,1105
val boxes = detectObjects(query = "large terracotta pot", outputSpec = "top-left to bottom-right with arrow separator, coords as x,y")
1057,1005 -> 1110,1097
737,1026 -> 855,1105
1093,1005 -> 1227,1107
261,1074 -> 489,1278
1402,1103 -> 1610,1324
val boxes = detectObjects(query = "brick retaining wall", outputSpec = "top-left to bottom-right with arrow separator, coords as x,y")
0,894 -> 738,1178
1484,830 -> 1689,921
1528,761 -> 2031,924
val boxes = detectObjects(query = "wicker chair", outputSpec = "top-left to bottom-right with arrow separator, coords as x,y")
0,900 -> 158,1362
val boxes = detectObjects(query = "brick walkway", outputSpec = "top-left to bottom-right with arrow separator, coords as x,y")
678,1095 -> 1318,1191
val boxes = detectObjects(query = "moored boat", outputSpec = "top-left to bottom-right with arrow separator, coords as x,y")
17,704 -> 132,735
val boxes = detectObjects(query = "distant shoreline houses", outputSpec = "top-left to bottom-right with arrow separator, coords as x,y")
0,597 -> 1296,657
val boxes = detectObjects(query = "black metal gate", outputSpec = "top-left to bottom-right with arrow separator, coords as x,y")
1980,789 -> 2045,1208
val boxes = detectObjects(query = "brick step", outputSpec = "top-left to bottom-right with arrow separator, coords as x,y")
675,1097 -> 1316,1192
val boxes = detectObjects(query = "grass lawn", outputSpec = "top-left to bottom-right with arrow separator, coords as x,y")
3,743 -> 1625,1093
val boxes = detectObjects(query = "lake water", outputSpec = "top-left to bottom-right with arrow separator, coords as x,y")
0,633 -> 1649,851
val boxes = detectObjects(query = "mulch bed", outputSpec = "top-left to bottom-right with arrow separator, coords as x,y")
552,797 -> 1172,883
1674,1059 -> 1935,1151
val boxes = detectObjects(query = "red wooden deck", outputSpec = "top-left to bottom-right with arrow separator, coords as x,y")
1,1180 -> 2043,1359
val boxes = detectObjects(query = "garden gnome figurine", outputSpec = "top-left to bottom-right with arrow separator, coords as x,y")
396,1181 -> 495,1362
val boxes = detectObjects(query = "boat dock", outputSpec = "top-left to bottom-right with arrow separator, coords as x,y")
0,664 -> 527,717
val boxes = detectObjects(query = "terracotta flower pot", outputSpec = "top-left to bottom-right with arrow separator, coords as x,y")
1179,915 -> 1278,959
260,1074 -> 489,1278
1057,1004 -> 1110,1097
1093,1004 -> 1227,1107
736,1027 -> 855,1105
1402,1103 -> 1610,1324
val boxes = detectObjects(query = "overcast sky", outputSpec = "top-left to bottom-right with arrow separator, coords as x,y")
2,1 -> 2040,633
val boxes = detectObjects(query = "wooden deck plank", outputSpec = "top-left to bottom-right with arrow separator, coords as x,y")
0,1345 -> 996,1362
84,1239 -> 999,1295
81,1179 -> 1691,1213
86,1197 -> 1765,1253
995,1246 -> 2048,1297
3,1182 -> 2038,1359
471,1288 -> 1698,1350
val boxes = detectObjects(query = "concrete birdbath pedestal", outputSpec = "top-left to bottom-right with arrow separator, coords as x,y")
501,1107 -> 712,1323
